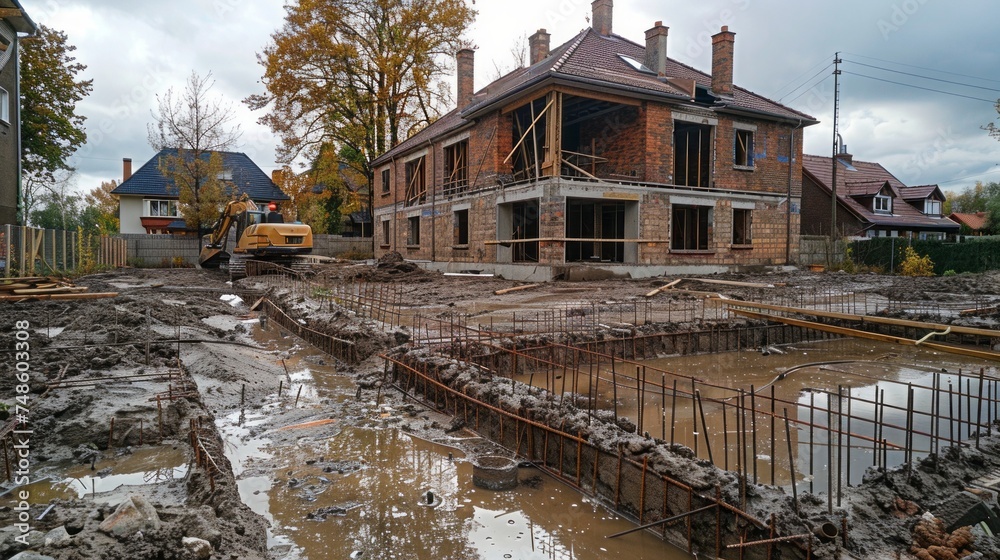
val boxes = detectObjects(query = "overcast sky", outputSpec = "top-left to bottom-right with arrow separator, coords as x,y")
22,0 -> 1000,196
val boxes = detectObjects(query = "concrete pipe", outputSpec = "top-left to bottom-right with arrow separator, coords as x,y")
472,456 -> 519,491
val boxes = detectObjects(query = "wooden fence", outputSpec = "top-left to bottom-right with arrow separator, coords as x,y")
0,225 -> 127,277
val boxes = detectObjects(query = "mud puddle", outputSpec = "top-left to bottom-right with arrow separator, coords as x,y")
516,338 -> 998,493
0,444 -> 188,505
217,316 -> 693,559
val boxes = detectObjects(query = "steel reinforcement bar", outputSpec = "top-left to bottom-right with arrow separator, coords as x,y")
382,354 -> 795,559
258,298 -> 358,364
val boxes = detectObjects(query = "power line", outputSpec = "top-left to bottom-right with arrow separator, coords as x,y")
842,71 -> 997,104
842,51 -> 1000,85
769,55 -> 834,99
936,165 -> 1000,185
778,63 -> 835,103
784,74 -> 833,105
845,60 -> 1000,93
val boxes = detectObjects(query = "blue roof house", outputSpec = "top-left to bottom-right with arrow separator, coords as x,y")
111,149 -> 289,234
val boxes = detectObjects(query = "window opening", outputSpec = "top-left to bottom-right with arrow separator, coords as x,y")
674,122 -> 712,188
671,205 -> 711,251
733,208 -> 752,245
405,157 -> 426,206
443,141 -> 469,196
735,129 -> 754,167
407,216 -> 420,245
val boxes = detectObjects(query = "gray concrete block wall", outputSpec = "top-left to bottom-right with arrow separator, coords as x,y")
120,234 -> 374,268
800,235 -> 844,267
121,234 -> 201,266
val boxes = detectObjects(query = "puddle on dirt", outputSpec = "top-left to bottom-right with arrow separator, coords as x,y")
1,445 -> 188,504
220,317 -> 693,559
252,426 -> 691,560
518,338 -> 998,494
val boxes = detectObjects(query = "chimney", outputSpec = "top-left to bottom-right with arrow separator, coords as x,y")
529,29 -> 551,65
456,48 -> 475,108
592,0 -> 613,36
644,21 -> 669,76
711,26 -> 736,97
836,152 -> 854,166
122,158 -> 132,182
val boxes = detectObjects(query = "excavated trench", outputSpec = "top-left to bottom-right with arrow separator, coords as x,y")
3,266 -> 1000,559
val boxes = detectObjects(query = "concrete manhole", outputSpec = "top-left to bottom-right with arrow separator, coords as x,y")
472,456 -> 519,491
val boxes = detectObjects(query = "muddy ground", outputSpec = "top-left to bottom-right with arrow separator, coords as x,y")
0,263 -> 999,559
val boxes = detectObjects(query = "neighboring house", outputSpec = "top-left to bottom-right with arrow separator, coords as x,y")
801,153 -> 959,240
111,149 -> 290,235
371,0 -> 817,279
0,1 -> 35,225
949,211 -> 990,236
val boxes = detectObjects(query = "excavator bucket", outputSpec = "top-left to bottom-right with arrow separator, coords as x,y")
199,246 -> 229,268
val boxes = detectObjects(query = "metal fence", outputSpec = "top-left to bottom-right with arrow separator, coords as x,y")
0,225 -> 128,277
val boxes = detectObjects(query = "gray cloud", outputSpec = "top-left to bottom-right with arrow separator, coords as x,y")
21,0 -> 1000,195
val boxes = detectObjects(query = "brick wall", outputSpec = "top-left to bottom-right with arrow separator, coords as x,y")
372,88 -> 806,269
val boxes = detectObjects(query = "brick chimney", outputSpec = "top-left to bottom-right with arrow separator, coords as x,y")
122,158 -> 132,182
644,21 -> 668,76
711,26 -> 736,97
592,0 -> 613,36
529,29 -> 550,65
456,48 -> 475,108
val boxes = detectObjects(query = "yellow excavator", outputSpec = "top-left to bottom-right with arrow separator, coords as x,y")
199,194 -> 313,278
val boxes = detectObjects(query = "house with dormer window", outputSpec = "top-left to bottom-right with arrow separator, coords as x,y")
371,0 -> 819,280
111,149 -> 289,234
801,153 -> 958,240
0,0 -> 35,225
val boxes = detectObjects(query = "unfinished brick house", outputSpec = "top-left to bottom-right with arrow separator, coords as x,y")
372,0 -> 817,280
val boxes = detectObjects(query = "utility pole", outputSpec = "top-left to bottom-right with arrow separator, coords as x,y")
830,53 -> 842,242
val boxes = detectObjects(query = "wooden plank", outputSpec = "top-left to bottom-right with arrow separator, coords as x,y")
730,308 -> 1000,362
494,283 -> 542,296
0,292 -> 118,302
645,278 -> 683,298
12,286 -> 88,295
0,283 -> 32,292
0,8 -> 24,18
687,278 -> 781,289
725,300 -> 1000,339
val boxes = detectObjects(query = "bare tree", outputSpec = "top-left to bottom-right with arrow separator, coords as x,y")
490,33 -> 529,82
148,72 -> 242,235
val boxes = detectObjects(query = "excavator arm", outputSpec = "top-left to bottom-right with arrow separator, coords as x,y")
199,194 -> 258,267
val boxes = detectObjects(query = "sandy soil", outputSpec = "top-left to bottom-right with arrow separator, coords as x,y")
1,262 -> 999,559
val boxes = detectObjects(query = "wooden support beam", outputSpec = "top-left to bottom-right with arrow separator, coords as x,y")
729,308 -> 1000,362
687,277 -> 782,289
725,299 -> 1000,339
494,283 -> 543,296
0,8 -> 24,18
645,279 -> 683,298
0,292 -> 118,303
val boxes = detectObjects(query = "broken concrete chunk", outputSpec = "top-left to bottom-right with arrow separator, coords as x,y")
9,552 -> 58,560
98,495 -> 162,537
43,526 -> 71,547
182,536 -> 213,559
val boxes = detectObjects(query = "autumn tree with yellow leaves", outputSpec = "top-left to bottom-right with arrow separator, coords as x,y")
246,0 -> 476,196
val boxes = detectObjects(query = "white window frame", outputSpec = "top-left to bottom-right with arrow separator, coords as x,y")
0,87 -> 9,124
145,199 -> 179,217
873,194 -> 892,214
924,199 -> 941,216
